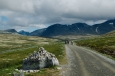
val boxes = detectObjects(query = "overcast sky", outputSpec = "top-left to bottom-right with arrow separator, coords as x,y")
0,0 -> 115,32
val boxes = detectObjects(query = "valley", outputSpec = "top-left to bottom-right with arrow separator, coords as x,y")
1,29 -> 115,76
0,0 -> 115,76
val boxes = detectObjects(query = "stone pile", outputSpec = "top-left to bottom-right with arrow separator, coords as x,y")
23,47 -> 59,70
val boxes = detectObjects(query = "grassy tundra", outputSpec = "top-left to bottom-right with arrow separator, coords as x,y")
76,36 -> 115,59
0,34 -> 65,76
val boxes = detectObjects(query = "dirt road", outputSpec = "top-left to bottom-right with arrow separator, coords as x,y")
61,44 -> 115,76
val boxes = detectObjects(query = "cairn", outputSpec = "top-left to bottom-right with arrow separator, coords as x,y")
23,47 -> 59,70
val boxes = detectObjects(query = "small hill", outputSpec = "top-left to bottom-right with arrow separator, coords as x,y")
103,30 -> 115,36
5,29 -> 17,33
0,29 -> 17,34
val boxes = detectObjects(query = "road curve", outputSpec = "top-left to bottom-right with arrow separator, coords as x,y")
61,44 -> 115,76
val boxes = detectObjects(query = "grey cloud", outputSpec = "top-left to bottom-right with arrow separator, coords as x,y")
0,0 -> 115,31
0,0 -> 35,14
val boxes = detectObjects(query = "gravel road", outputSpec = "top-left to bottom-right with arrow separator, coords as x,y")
61,44 -> 115,76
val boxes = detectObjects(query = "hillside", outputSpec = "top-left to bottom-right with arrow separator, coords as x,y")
76,35 -> 115,59
103,30 -> 115,36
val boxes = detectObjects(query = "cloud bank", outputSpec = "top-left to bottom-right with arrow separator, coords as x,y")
0,0 -> 115,31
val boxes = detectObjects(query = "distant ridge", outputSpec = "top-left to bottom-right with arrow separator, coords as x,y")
38,19 -> 115,37
0,29 -> 17,34
2,19 -> 115,37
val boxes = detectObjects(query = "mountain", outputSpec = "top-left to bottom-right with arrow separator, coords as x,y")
40,23 -> 93,37
92,19 -> 115,34
30,28 -> 46,36
4,29 -> 17,33
5,29 -> 17,33
18,19 -> 115,37
40,19 -> 115,37
18,30 -> 30,36
0,29 -> 17,34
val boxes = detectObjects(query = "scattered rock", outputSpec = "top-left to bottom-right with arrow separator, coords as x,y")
57,67 -> 62,70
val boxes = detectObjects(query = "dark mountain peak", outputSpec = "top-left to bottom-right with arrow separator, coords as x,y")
72,22 -> 87,25
19,30 -> 26,32
30,28 -> 46,36
71,23 -> 89,28
18,30 -> 30,36
0,29 -> 17,34
5,29 -> 17,33
105,19 -> 115,23
52,23 -> 63,26
48,24 -> 66,28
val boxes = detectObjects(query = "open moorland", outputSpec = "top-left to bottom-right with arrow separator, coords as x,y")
76,33 -> 115,59
0,34 -> 65,76
53,35 -> 99,41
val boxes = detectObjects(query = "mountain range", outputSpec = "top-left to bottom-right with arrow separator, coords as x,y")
1,19 -> 115,37
30,19 -> 115,37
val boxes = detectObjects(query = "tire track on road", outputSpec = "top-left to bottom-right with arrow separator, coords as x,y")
62,45 -> 115,76
72,45 -> 115,76
68,45 -> 90,76
85,49 -> 115,73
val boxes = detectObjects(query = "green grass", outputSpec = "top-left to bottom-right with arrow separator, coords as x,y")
0,41 -> 64,76
43,42 -> 64,60
0,34 -> 65,76
76,36 -> 115,58
0,47 -> 39,69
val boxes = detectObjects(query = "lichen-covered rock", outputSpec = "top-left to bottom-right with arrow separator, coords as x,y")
23,47 -> 59,70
